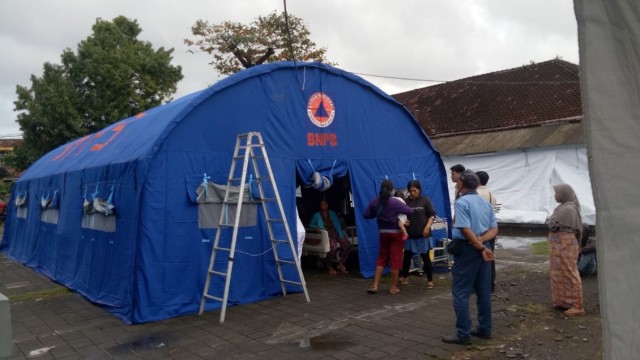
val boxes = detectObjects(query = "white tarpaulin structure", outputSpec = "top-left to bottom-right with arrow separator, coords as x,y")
575,1 -> 640,359
441,145 -> 595,225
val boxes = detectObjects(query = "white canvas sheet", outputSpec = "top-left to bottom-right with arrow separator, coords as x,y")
441,146 -> 595,224
575,1 -> 640,358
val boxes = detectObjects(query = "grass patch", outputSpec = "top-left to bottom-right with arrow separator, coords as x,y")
531,240 -> 548,255
8,287 -> 71,301
518,303 -> 548,315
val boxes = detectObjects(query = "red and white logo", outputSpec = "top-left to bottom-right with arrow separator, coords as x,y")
307,92 -> 335,128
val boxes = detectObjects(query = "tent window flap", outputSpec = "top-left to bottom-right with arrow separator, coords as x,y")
191,178 -> 258,229
15,190 -> 28,219
81,183 -> 117,232
40,189 -> 60,224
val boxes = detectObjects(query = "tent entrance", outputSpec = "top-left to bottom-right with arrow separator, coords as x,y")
296,173 -> 359,272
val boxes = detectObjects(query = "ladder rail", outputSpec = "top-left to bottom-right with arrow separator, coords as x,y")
198,134 -> 244,316
249,144 -> 288,296
251,133 -> 310,302
217,140 -> 252,323
199,134 -> 246,318
198,226 -> 222,315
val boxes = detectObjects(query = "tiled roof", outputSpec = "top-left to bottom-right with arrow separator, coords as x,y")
393,59 -> 582,138
0,139 -> 22,148
431,123 -> 585,156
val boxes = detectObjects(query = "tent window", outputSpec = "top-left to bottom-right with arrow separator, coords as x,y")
81,183 -> 117,233
40,189 -> 60,224
15,190 -> 28,219
193,179 -> 258,229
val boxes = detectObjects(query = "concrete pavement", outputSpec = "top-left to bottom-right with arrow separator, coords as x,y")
1,252 -> 523,360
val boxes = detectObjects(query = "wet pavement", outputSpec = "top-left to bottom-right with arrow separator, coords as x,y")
0,240 -> 546,360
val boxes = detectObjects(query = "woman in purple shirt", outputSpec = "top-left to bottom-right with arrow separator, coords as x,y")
363,179 -> 413,295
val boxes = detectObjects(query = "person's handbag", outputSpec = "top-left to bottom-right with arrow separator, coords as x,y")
446,239 -> 464,255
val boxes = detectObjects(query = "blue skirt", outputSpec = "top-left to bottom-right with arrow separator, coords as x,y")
403,237 -> 433,253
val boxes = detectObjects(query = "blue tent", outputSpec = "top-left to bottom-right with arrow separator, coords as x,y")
1,62 -> 451,323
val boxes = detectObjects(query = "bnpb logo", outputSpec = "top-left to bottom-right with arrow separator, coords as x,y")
307,92 -> 335,128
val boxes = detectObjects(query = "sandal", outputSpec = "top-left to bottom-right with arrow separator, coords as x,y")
426,282 -> 435,290
367,286 -> 378,294
389,288 -> 400,295
399,277 -> 409,285
327,267 -> 338,275
337,264 -> 349,274
564,308 -> 585,316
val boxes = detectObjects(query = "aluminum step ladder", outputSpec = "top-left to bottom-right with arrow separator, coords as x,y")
198,131 -> 310,323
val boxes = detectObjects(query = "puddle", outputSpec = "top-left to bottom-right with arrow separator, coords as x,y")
299,333 -> 351,350
107,332 -> 171,355
5,281 -> 32,289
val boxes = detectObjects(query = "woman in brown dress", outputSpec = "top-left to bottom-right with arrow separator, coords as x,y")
546,184 -> 585,316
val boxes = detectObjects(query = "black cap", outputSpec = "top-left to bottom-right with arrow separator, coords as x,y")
459,170 -> 479,190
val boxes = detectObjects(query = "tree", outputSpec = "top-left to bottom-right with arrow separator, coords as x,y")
185,11 -> 334,75
10,16 -> 183,170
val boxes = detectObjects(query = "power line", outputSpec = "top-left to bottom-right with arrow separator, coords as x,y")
354,72 -> 446,83
354,72 -> 580,85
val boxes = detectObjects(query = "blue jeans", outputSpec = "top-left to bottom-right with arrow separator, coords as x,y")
451,241 -> 492,339
577,252 -> 597,276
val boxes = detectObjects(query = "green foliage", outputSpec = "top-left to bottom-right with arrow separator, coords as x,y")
8,287 -> 71,302
10,16 -> 183,170
531,240 -> 549,255
185,11 -> 335,75
0,182 -> 13,201
518,303 -> 549,315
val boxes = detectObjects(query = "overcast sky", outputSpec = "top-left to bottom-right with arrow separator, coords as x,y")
0,0 -> 579,137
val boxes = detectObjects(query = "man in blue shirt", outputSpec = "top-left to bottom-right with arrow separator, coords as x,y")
442,170 -> 498,345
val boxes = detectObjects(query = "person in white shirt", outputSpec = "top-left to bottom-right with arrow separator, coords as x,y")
450,164 -> 466,200
475,171 -> 497,293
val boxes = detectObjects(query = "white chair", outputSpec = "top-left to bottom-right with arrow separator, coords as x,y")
302,229 -> 330,258
431,217 -> 451,268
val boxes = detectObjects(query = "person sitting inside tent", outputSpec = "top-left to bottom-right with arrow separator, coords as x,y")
308,199 -> 351,275
578,223 -> 597,276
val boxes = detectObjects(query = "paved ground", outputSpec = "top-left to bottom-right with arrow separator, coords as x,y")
0,236 -> 593,360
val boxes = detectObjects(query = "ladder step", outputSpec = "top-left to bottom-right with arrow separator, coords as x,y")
214,246 -> 231,252
266,219 -> 285,223
209,270 -> 227,276
227,176 -> 269,183
262,197 -> 276,202
271,239 -> 288,245
277,259 -> 297,265
204,294 -> 224,302
281,279 -> 303,286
